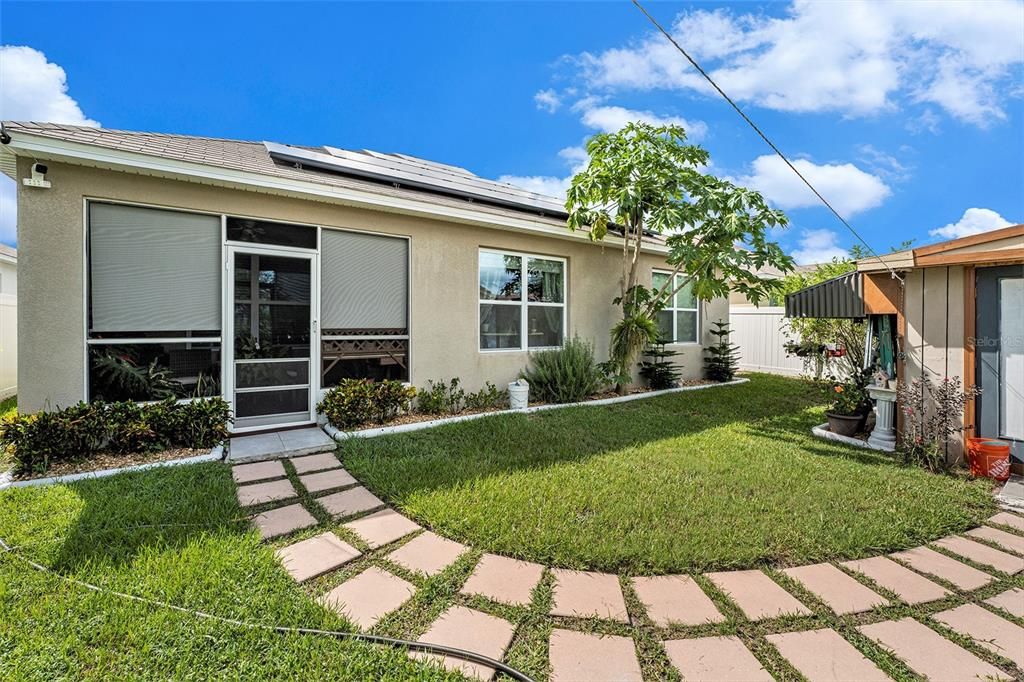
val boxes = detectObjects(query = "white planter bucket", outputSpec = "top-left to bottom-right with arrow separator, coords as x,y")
508,379 -> 529,410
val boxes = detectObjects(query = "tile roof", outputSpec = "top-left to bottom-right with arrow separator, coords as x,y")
0,121 -> 571,222
0,121 -> 669,247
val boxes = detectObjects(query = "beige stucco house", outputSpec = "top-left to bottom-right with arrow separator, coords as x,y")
0,122 -> 725,432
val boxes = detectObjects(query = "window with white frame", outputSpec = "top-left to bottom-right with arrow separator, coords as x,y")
652,270 -> 699,344
479,250 -> 565,350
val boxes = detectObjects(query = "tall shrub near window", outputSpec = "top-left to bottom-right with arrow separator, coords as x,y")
565,122 -> 793,392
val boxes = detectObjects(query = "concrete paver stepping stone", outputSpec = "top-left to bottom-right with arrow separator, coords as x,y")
549,629 -> 642,682
860,618 -> 1013,681
550,569 -> 630,622
841,556 -> 951,605
663,635 -> 772,682
460,553 -> 544,607
705,569 -> 812,621
343,508 -> 420,549
290,452 -> 341,474
934,536 -> 1024,574
299,468 -> 357,494
274,532 -> 361,582
236,478 -> 297,507
783,563 -> 888,615
412,606 -> 516,681
985,587 -> 1024,618
232,460 -> 286,484
766,628 -> 889,682
630,575 -> 724,627
968,525 -> 1024,556
988,512 -> 1024,533
387,531 -> 468,577
316,486 -> 384,519
934,603 -> 1024,668
252,503 -> 318,540
890,546 -> 994,590
320,566 -> 415,630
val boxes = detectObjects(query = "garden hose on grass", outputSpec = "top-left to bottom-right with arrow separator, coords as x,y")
0,537 -> 535,682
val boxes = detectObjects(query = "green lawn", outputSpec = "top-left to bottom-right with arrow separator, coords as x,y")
0,465 -> 461,680
0,394 -> 15,420
344,374 -> 995,574
0,376 -> 1013,680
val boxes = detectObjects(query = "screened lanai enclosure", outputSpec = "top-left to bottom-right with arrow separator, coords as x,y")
86,202 -> 409,432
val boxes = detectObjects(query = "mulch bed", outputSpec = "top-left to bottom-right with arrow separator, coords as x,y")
345,379 -> 719,432
13,448 -> 207,481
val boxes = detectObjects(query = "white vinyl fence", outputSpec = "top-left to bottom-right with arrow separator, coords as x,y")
729,306 -> 805,377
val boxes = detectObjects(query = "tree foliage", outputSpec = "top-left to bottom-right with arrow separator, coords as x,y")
778,258 -> 864,376
565,122 -> 793,387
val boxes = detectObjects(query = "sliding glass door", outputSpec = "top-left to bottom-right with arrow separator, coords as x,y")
227,246 -> 315,431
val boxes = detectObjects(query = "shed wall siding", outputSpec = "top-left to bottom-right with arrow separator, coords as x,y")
902,266 -> 967,461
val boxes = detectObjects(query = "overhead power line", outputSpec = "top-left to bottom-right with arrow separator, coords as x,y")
630,0 -> 901,280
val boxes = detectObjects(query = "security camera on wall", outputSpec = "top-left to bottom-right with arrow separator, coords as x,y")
24,162 -> 51,189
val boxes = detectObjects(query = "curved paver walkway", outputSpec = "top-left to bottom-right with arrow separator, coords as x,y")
233,454 -> 1024,681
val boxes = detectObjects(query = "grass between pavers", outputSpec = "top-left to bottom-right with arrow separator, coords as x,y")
0,463 -> 462,681
342,374 -> 996,574
1,451 -> 1022,681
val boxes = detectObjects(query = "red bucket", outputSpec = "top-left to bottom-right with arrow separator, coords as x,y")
966,437 -> 1011,482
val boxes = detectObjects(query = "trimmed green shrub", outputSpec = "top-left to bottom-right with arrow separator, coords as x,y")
169,398 -> 233,449
417,378 -> 466,415
521,336 -> 606,404
639,340 -> 683,390
105,401 -> 159,454
374,380 -> 418,423
0,402 -> 106,474
317,379 -> 416,429
465,382 -> 508,410
704,320 -> 740,382
0,398 -> 232,475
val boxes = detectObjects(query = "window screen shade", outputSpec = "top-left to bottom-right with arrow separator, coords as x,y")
89,203 -> 222,334
321,229 -> 408,331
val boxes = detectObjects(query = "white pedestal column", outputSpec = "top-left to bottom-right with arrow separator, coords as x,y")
867,386 -> 897,451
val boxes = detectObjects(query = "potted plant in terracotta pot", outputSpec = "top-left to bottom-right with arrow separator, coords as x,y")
825,373 -> 871,437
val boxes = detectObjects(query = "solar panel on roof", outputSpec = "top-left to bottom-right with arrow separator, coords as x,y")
263,141 -> 566,216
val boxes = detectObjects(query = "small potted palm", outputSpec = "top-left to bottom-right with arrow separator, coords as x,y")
826,374 -> 871,437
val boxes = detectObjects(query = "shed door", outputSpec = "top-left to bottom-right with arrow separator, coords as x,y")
976,265 -> 1024,463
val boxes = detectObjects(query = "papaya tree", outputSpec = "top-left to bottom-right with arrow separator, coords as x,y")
565,122 -> 793,390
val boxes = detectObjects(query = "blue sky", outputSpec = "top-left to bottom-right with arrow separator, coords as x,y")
2,1 -> 1022,259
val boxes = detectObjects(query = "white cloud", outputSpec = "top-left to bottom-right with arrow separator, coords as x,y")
0,46 -> 99,126
856,144 -> 912,183
929,208 -> 1014,239
579,105 -> 708,140
791,228 -> 849,264
0,46 -> 99,245
497,100 -> 710,199
534,88 -> 562,113
496,146 -> 590,201
737,154 -> 891,216
575,1 -> 1024,125
495,174 -> 572,199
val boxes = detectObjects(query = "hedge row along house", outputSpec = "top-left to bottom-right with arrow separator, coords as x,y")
786,225 -> 1024,472
0,122 -> 726,433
